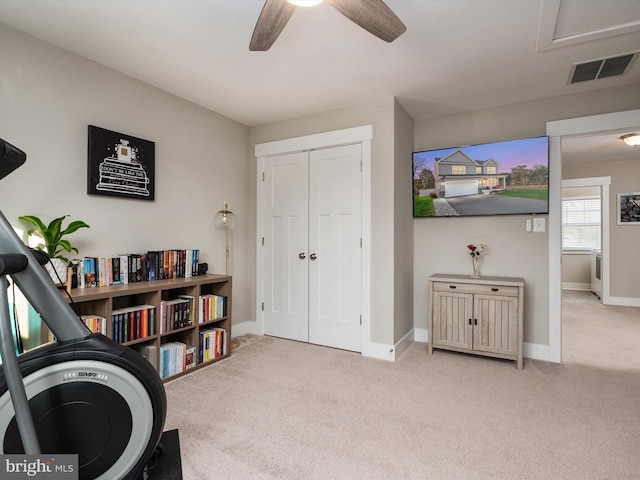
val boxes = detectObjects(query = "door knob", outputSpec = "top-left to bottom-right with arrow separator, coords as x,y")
310,253 -> 317,260
299,253 -> 306,259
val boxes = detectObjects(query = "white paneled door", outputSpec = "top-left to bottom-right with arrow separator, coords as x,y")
263,151 -> 309,342
262,144 -> 362,352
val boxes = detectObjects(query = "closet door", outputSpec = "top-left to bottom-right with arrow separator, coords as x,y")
261,145 -> 362,352
263,151 -> 309,342
308,144 -> 362,351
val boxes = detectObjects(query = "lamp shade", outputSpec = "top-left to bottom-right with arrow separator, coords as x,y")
214,202 -> 236,231
621,133 -> 640,147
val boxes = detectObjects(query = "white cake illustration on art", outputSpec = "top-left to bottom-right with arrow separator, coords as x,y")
96,139 -> 150,196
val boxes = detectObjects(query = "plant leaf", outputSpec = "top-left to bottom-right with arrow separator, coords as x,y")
61,220 -> 90,236
57,239 -> 74,253
18,215 -> 47,231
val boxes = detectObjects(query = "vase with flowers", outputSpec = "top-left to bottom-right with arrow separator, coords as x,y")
467,243 -> 487,278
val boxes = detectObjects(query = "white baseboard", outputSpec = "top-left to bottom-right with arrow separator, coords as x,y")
523,342 -> 551,362
233,322 -> 412,362
231,320 -> 261,338
414,328 -> 429,343
562,282 -> 591,291
232,323 -> 555,363
411,329 -> 552,363
605,296 -> 640,307
393,329 -> 414,359
361,341 -> 395,361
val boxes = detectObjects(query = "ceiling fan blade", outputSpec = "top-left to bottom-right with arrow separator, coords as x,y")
250,0 -> 296,51
327,0 -> 406,43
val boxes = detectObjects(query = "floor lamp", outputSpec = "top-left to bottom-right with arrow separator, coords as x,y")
214,202 -> 235,275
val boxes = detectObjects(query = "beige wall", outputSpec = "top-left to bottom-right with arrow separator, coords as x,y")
561,254 -> 591,286
393,100 -> 414,343
563,160 -> 640,299
0,25 -> 254,325
413,85 -> 640,347
4,22 -> 638,353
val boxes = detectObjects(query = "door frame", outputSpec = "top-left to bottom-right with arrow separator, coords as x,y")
547,109 -> 640,363
255,125 -> 373,353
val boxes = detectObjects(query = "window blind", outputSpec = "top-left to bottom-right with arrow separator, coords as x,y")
561,197 -> 601,250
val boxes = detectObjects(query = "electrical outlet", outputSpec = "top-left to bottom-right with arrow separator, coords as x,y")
533,218 -> 545,232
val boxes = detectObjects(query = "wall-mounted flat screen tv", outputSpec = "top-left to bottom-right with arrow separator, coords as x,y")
413,136 -> 549,217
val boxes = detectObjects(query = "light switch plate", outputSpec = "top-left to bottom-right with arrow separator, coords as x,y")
533,218 -> 545,232
526,219 -> 532,232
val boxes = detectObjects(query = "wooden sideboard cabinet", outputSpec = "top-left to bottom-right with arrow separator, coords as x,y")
428,273 -> 524,369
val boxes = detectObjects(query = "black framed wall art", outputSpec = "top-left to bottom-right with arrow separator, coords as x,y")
87,125 -> 155,201
617,192 -> 640,225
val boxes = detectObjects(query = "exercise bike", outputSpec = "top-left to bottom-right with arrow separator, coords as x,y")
0,138 -> 167,479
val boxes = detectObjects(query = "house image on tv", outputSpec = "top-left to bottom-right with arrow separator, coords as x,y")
434,150 -> 506,198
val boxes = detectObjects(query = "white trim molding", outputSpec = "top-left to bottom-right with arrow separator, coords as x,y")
413,331 -> 548,364
230,320 -> 261,338
254,125 -> 374,357
607,297 -> 640,308
414,328 -> 429,343
562,176 -> 611,305
547,109 -> 640,363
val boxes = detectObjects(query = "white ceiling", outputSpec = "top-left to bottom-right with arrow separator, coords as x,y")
1,0 -> 639,161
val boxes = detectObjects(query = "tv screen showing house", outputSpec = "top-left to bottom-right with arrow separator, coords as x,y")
413,136 -> 549,218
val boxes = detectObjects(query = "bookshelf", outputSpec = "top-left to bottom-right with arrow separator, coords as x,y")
61,274 -> 232,381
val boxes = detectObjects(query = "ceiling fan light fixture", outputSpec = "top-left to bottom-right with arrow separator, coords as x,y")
287,0 -> 324,6
621,133 -> 640,147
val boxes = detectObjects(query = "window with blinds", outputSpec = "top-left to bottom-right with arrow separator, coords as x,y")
561,197 -> 601,251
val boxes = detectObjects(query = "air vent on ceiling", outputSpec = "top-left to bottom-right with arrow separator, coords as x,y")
569,53 -> 637,84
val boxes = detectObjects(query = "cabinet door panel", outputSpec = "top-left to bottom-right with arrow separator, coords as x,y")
473,294 -> 518,355
432,291 -> 472,349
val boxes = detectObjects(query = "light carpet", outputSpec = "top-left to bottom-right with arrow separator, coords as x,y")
163,335 -> 640,480
563,300 -> 640,371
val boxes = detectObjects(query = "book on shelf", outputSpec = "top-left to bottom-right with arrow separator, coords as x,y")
185,345 -> 196,369
198,294 -> 227,323
111,304 -> 156,344
80,314 -> 106,335
177,294 -> 196,326
73,248 -> 204,289
118,254 -> 129,284
82,257 -> 97,288
159,298 -> 191,334
198,327 -> 226,363
132,344 -> 158,370
159,342 -> 187,379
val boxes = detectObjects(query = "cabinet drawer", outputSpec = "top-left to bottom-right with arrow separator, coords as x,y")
432,282 -> 519,297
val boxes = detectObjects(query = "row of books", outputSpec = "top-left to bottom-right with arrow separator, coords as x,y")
81,309 -> 154,344
82,319 -> 226,377
78,293 -> 225,342
112,305 -> 156,344
199,327 -> 227,363
199,294 -> 227,324
80,314 -> 107,335
76,249 -> 200,288
159,342 -> 197,379
159,296 -> 195,334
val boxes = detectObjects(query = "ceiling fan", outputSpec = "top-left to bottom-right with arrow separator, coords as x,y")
250,0 -> 406,51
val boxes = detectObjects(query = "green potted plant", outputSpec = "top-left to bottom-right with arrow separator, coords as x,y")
19,214 -> 90,284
